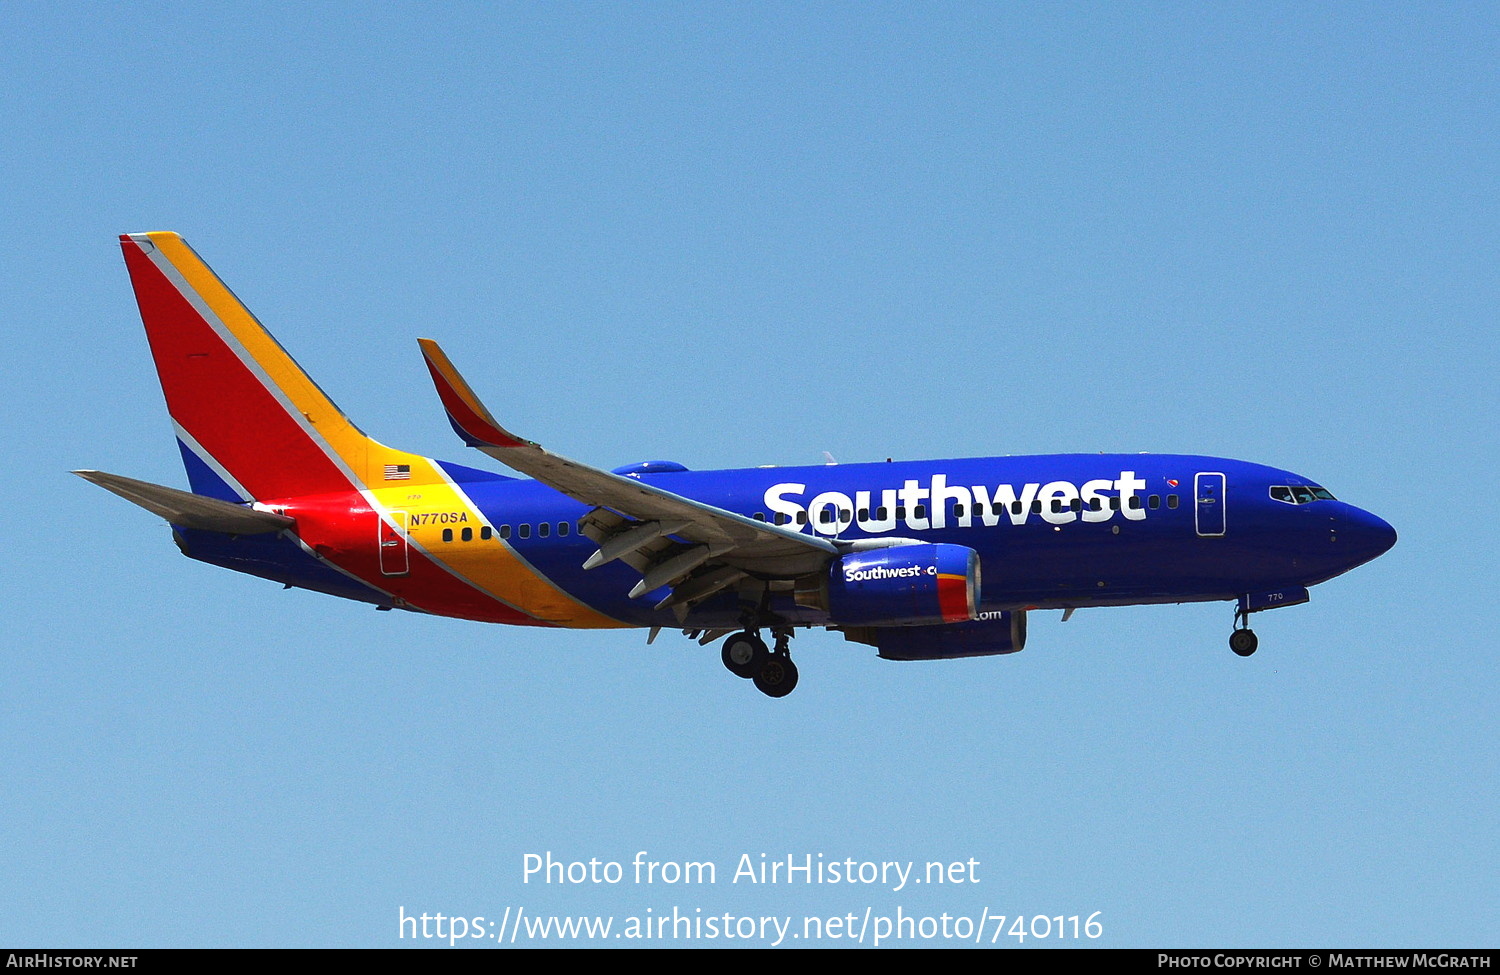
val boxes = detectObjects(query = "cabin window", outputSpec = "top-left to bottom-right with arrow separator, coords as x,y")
754,512 -> 766,521
1128,496 -> 1142,510
538,522 -> 550,538
914,505 -> 926,520
857,508 -> 869,521
775,512 -> 787,526
480,526 -> 492,540
1070,498 -> 1082,512
877,506 -> 889,520
519,524 -> 531,539
819,508 -> 833,524
1011,501 -> 1023,515
442,529 -> 453,542
795,511 -> 807,525
558,521 -> 570,537
1167,495 -> 1179,509
499,525 -> 511,539
461,527 -> 473,542
1031,500 -> 1042,514
1148,495 -> 1160,509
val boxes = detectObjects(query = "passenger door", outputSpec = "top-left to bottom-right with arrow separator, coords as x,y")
1195,472 -> 1226,537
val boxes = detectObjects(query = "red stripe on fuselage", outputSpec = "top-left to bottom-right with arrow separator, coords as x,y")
286,496 -> 549,626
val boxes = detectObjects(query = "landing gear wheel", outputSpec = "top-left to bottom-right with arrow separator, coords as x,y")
1229,628 -> 1259,657
753,655 -> 799,698
721,632 -> 767,679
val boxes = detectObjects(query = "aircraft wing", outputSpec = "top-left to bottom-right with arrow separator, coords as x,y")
73,470 -> 295,534
418,340 -> 835,611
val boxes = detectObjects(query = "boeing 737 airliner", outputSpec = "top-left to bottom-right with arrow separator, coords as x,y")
78,233 -> 1397,697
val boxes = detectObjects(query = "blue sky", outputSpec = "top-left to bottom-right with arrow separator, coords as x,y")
3,2 -> 1495,947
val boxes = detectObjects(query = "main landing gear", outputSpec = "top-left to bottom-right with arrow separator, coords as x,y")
721,629 -> 798,698
1229,607 -> 1259,657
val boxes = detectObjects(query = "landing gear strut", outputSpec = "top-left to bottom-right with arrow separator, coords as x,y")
1230,607 -> 1258,657
721,628 -> 798,697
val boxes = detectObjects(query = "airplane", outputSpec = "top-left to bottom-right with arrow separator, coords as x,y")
78,232 -> 1398,698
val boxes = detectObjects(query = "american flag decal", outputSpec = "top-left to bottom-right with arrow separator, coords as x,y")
384,464 -> 411,480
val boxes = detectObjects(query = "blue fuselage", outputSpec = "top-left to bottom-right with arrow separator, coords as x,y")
413,452 -> 1396,628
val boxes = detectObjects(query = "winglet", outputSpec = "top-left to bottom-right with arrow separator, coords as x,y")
417,339 -> 530,450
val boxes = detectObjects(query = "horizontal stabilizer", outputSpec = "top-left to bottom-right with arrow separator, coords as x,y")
73,470 -> 294,534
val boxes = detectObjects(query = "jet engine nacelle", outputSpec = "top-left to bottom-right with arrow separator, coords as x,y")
870,611 -> 1028,660
826,543 -> 979,626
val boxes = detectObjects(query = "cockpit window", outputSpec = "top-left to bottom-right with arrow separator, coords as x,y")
1271,484 -> 1336,505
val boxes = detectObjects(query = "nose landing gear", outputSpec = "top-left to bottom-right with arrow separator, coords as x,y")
1230,606 -> 1258,657
721,628 -> 798,697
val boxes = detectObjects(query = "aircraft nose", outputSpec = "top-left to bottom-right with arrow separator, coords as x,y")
1336,505 -> 1397,568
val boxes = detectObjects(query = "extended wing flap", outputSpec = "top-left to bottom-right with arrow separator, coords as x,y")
74,470 -> 294,534
416,339 -> 835,585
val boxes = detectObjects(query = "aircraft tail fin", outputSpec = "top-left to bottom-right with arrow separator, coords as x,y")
118,232 -> 422,502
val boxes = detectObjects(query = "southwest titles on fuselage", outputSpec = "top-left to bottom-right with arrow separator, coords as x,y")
765,470 -> 1152,536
